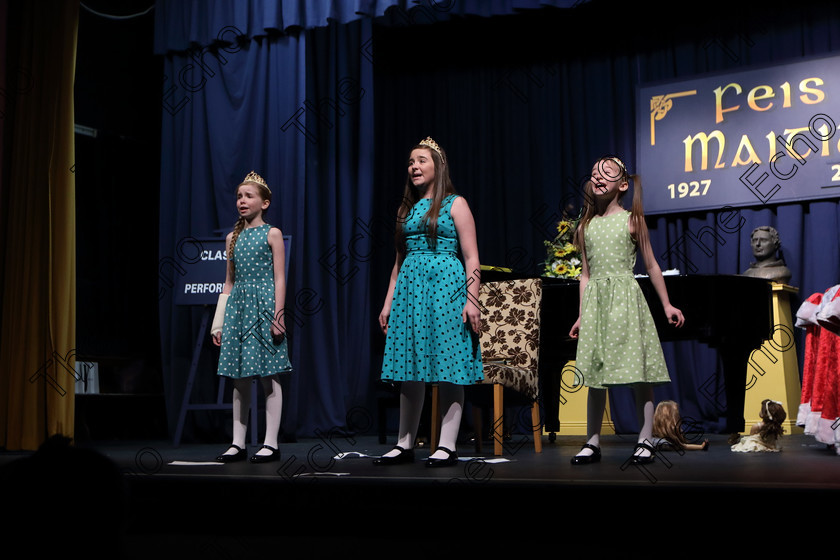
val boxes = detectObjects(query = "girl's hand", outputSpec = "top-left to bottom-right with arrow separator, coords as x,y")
664,304 -> 685,328
271,313 -> 286,341
569,317 -> 581,339
379,306 -> 390,335
463,303 -> 481,334
212,332 -> 222,346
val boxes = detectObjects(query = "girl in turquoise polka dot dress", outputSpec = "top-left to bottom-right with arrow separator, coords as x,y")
374,137 -> 483,468
210,171 -> 292,464
568,156 -> 684,465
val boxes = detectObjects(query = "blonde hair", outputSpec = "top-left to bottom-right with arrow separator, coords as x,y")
652,400 -> 690,450
228,179 -> 272,280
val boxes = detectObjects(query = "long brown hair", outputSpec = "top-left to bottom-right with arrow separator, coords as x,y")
728,398 -> 787,446
572,156 -> 648,260
228,179 -> 272,280
394,142 -> 456,254
755,398 -> 786,443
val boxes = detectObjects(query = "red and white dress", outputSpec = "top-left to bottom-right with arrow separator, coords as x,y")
796,285 -> 840,454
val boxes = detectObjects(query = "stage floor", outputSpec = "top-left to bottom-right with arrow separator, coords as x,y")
3,433 -> 839,556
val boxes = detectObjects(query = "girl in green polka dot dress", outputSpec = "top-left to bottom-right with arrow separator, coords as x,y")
568,157 -> 684,465
210,171 -> 292,464
374,137 -> 483,468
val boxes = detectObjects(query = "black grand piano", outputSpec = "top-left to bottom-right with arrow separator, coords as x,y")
482,272 -> 774,434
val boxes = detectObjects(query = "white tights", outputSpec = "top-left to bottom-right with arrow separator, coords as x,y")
383,381 -> 464,459
576,385 -> 655,458
222,375 -> 283,457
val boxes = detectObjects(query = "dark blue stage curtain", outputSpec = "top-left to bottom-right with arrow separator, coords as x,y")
154,0 -> 583,442
156,17 -> 309,442
372,1 -> 840,434
156,0 -> 839,441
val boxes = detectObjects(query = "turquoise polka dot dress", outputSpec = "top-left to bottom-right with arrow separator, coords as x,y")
576,211 -> 670,389
217,223 -> 292,378
381,195 -> 483,385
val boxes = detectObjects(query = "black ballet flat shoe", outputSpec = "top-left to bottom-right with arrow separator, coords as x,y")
373,445 -> 415,466
630,442 -> 656,465
425,446 -> 458,468
250,445 -> 280,464
570,443 -> 601,465
216,444 -> 246,463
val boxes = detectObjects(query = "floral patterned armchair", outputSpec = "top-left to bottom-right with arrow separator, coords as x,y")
479,278 -> 542,400
433,277 -> 544,456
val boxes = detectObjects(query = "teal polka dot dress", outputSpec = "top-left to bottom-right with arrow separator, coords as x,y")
217,223 -> 292,378
381,195 -> 483,385
576,211 -> 670,389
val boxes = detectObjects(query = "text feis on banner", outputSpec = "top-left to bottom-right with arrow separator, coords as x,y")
637,53 -> 840,215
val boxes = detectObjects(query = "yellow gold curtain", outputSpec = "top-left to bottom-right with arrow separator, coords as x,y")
0,0 -> 79,451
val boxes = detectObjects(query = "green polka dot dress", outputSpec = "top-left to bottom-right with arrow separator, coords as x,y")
217,223 -> 292,379
381,195 -> 483,385
576,210 -> 670,389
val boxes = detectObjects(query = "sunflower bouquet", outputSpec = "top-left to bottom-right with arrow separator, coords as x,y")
542,219 -> 582,279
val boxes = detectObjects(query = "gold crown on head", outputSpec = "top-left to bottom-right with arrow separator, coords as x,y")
241,170 -> 270,192
601,156 -> 627,180
418,136 -> 444,163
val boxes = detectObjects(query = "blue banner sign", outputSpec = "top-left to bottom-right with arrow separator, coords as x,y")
636,54 -> 840,215
173,235 -> 291,306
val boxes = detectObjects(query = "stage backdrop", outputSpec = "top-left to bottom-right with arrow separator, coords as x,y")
154,0 -> 584,442
370,0 -> 840,434
155,0 -> 840,441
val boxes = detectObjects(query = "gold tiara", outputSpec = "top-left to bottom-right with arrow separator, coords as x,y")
241,170 -> 270,192
602,156 -> 628,180
418,136 -> 444,163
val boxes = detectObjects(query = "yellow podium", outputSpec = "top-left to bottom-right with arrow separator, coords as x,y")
550,361 -> 615,435
742,283 -> 802,434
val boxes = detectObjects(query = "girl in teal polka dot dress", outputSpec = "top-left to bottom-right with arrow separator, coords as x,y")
211,171 -> 292,464
374,137 -> 483,468
568,157 -> 684,465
